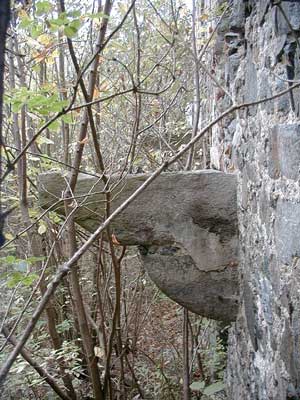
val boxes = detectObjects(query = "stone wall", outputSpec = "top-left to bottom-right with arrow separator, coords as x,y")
211,1 -> 300,398
37,1 -> 300,397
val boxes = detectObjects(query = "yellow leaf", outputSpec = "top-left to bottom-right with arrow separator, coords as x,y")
5,233 -> 14,241
50,49 -> 59,58
200,13 -> 209,21
18,9 -> 28,18
46,57 -> 55,65
93,18 -> 102,28
99,80 -> 108,92
38,224 -> 47,235
32,50 -> 47,63
94,346 -> 105,358
37,34 -> 53,46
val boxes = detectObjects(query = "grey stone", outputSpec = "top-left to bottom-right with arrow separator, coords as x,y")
258,1 -> 271,26
269,124 -> 300,181
38,170 -> 239,322
258,71 -> 274,114
226,53 -> 242,86
245,58 -> 258,105
225,32 -> 244,56
274,79 -> 291,113
272,34 -> 287,61
273,2 -> 300,36
241,173 -> 248,211
243,280 -> 258,351
212,0 -> 300,397
140,248 -> 239,321
228,0 -> 246,30
275,199 -> 300,264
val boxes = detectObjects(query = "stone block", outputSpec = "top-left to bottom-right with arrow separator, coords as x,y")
269,124 -> 300,180
38,170 -> 239,322
275,199 -> 300,265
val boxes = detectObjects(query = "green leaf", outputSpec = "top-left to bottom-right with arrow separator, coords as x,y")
30,23 -> 44,38
14,362 -> 27,373
36,1 -> 52,16
28,155 -> 41,162
27,94 -> 48,108
7,271 -> 37,288
70,19 -> 80,30
22,274 -> 39,286
5,255 -> 16,264
38,108 -> 51,116
85,12 -> 109,20
48,120 -> 59,131
57,320 -> 72,333
48,99 -> 68,112
20,15 -> 33,29
67,10 -> 81,18
203,382 -> 226,396
49,211 -> 62,224
49,17 -> 66,28
61,114 -> 73,124
64,25 -> 78,38
26,256 -> 45,264
190,381 -> 205,391
11,101 -> 23,113
37,136 -> 54,145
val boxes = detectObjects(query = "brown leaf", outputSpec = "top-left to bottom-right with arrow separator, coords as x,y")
112,233 -> 121,245
79,136 -> 88,145
93,87 -> 100,98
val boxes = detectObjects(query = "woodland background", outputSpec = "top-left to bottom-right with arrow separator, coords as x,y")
0,0 -> 229,399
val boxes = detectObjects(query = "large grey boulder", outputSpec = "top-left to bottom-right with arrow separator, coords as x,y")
38,170 -> 239,322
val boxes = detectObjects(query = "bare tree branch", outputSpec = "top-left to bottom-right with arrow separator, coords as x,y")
0,80 -> 297,385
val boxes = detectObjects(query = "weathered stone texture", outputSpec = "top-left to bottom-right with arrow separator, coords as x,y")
269,124 -> 300,181
38,170 -> 239,322
212,1 -> 300,398
38,0 -> 300,396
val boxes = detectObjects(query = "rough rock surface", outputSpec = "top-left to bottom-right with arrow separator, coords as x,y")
211,0 -> 300,398
38,0 -> 300,395
38,170 -> 239,322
